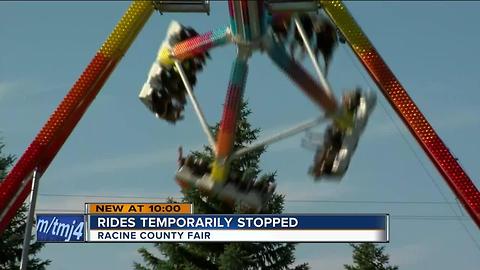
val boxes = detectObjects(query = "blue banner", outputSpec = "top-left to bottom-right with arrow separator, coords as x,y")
36,214 -> 85,242
88,214 -> 387,230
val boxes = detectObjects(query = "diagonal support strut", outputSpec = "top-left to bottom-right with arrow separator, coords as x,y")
321,0 -> 480,228
0,1 -> 154,234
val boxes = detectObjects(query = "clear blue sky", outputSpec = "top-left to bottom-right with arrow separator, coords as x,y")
1,1 -> 479,269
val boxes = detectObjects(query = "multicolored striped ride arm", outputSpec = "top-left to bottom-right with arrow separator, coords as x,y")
228,0 -> 267,42
320,0 -> 480,227
171,26 -> 231,60
211,57 -> 249,182
0,1 -> 154,234
227,0 -> 238,36
265,36 -> 338,114
228,0 -> 247,40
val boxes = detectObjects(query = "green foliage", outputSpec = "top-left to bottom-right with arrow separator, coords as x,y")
0,143 -> 14,180
134,102 -> 309,270
0,141 -> 51,270
344,243 -> 398,270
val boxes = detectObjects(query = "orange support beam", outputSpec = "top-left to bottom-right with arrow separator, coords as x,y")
0,1 -> 154,233
321,0 -> 480,228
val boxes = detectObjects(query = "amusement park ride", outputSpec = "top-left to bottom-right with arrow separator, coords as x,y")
0,0 -> 479,242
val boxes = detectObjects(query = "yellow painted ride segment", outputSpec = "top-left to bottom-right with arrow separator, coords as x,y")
211,161 -> 229,183
320,1 -> 373,55
157,45 -> 174,67
100,1 -> 154,58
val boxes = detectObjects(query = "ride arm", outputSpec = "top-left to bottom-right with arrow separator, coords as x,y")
265,34 -> 339,115
211,52 -> 249,183
159,26 -> 232,66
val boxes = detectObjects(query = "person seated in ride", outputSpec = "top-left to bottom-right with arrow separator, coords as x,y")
309,88 -> 374,179
177,151 -> 274,198
271,12 -> 338,73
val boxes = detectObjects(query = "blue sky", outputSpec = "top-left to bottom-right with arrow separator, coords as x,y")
1,1 -> 480,269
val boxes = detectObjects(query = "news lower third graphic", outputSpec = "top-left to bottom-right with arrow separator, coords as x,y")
36,203 -> 389,243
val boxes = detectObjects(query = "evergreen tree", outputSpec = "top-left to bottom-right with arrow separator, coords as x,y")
134,102 -> 309,270
0,141 -> 51,270
344,243 -> 398,270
